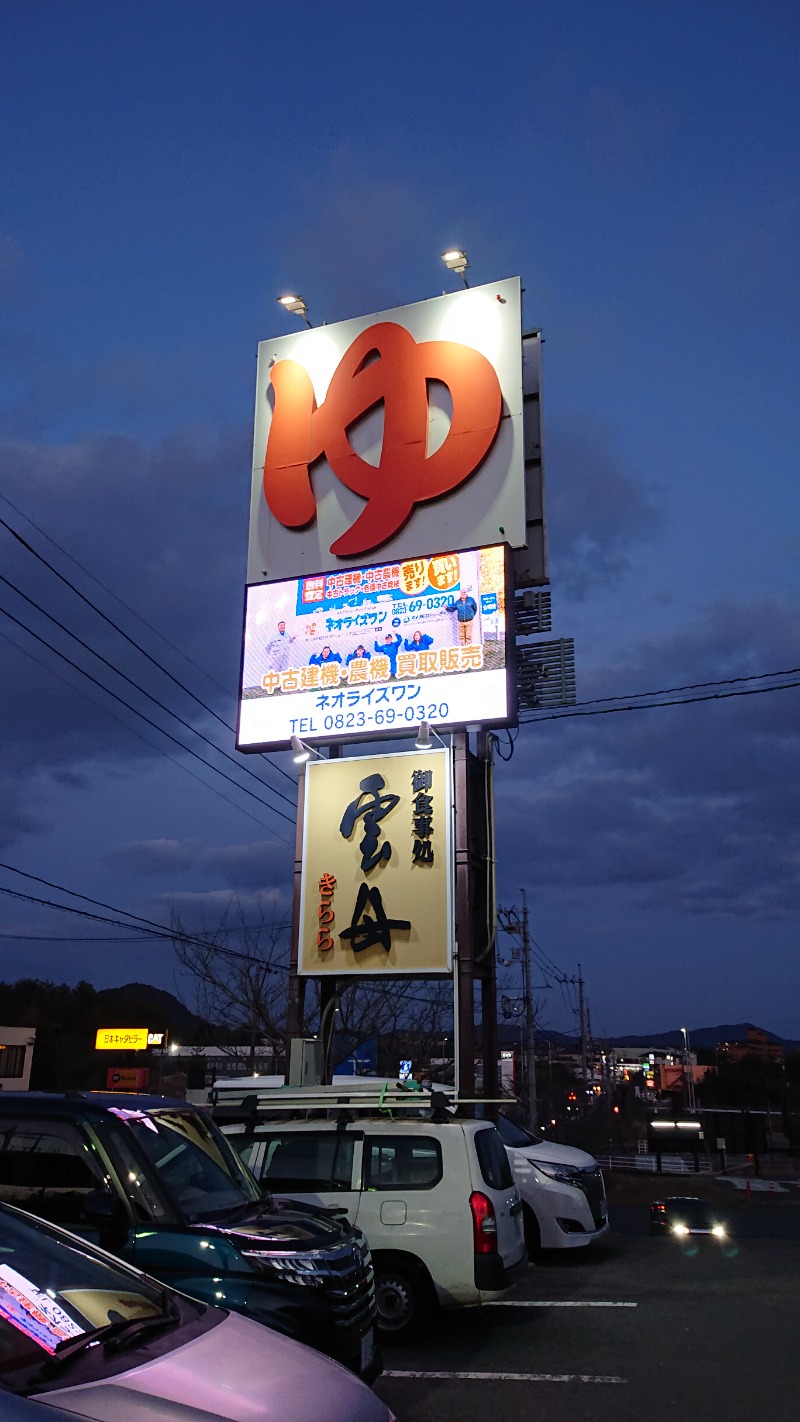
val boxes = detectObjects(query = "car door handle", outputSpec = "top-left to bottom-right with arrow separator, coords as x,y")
509,1200 -> 522,1216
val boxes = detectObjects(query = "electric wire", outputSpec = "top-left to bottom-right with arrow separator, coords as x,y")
0,489 -> 238,704
519,676 -> 800,725
0,599 -> 295,826
0,508 -> 296,789
547,666 -> 800,709
0,627 -> 288,836
0,883 -> 281,968
0,566 -> 296,811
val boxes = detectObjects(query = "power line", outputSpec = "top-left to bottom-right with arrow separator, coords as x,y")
0,627 -> 287,836
0,883 -> 282,968
0,599 -> 295,827
0,488 -> 239,706
0,565 -> 296,813
556,666 -> 800,708
0,507 -> 296,790
519,676 -> 800,725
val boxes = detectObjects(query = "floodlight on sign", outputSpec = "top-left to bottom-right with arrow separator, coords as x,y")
441,248 -> 470,285
415,721 -> 446,751
276,294 -> 312,326
291,735 -> 323,764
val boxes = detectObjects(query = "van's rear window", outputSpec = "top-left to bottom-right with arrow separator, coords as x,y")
474,1127 -> 514,1191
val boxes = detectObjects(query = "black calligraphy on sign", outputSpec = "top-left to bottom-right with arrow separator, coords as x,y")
339,772 -> 400,872
339,883 -> 411,954
411,767 -> 435,865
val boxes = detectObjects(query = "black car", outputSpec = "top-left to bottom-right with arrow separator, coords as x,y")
650,1196 -> 729,1240
0,1093 -> 379,1381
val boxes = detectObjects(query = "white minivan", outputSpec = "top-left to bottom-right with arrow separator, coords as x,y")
496,1114 -> 609,1251
220,1098 -> 528,1341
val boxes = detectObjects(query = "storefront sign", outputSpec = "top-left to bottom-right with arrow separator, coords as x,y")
248,279 -> 524,581
298,750 -> 452,975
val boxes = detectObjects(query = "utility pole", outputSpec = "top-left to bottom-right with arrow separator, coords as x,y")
578,964 -> 588,1104
497,894 -> 537,1132
520,891 -> 537,1131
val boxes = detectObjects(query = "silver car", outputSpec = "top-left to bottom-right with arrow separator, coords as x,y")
0,1203 -> 394,1422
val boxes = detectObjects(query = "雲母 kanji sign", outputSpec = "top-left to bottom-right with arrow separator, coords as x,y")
298,749 -> 452,975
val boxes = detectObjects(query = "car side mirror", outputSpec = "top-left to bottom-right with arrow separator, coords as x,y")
82,1188 -> 126,1224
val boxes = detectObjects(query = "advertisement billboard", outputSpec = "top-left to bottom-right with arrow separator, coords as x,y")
298,749 -> 453,977
237,544 -> 514,750
248,278 -> 525,582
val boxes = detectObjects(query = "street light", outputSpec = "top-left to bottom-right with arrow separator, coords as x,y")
277,293 -> 312,327
441,248 -> 470,287
680,1026 -> 697,1113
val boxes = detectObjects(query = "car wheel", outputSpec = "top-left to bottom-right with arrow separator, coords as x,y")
374,1264 -> 429,1342
523,1203 -> 542,1255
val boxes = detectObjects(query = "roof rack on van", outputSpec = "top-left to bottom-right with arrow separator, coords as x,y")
210,1081 -> 506,1124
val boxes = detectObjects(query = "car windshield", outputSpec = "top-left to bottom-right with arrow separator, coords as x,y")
0,1203 -> 166,1389
110,1107 -> 262,1223
667,1199 -> 717,1226
496,1113 -> 544,1149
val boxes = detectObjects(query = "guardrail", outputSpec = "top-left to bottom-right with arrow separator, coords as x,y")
598,1153 -> 713,1174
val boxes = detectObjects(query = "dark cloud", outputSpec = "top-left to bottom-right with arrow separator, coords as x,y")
0,424 -> 250,787
546,412 -> 663,597
159,886 -> 289,927
498,596 -> 800,921
201,840 -> 289,890
110,839 -> 195,875
110,837 -> 290,893
0,777 -> 48,851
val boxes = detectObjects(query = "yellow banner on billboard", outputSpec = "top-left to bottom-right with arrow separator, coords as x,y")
95,1027 -> 149,1051
299,749 -> 453,976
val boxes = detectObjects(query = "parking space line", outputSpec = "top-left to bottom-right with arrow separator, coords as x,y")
486,1299 -> 638,1307
383,1370 -> 627,1384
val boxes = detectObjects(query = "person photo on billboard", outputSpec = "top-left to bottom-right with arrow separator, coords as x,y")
403,628 -> 434,651
446,587 -> 478,644
263,620 -> 296,671
309,644 -> 342,667
375,631 -> 402,676
346,643 -> 371,664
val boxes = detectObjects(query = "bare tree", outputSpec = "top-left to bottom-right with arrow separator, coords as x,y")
170,901 -> 293,1069
172,900 -> 459,1080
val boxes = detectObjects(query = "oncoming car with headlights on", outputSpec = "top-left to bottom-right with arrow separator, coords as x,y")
650,1196 -> 730,1241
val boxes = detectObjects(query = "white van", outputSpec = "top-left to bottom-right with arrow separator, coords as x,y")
496,1114 -> 609,1251
217,1088 -> 527,1341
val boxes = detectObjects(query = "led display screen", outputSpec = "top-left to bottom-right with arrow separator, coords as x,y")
237,544 -> 513,750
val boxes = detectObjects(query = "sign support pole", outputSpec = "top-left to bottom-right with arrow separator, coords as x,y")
286,764 -> 307,1060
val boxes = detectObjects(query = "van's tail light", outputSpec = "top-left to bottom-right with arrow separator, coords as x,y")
470,1191 -> 498,1255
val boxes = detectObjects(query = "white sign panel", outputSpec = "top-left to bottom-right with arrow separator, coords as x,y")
237,545 -> 513,750
248,278 -> 524,582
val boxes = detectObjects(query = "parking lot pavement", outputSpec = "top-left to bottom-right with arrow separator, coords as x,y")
374,1209 -> 800,1422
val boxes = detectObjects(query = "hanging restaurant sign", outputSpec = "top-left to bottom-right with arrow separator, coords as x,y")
298,749 -> 453,976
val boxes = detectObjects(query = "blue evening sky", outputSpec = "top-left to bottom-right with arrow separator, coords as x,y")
1,0 -> 798,1038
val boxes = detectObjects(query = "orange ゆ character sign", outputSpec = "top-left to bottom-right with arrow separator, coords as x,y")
262,322 -> 503,557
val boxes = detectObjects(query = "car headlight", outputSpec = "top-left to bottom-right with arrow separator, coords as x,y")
712,1224 -> 727,1239
533,1161 -> 584,1184
671,1223 -> 690,1237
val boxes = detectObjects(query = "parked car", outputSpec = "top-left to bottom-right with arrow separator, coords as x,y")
0,1093 -> 378,1382
650,1196 -> 730,1240
495,1113 -> 609,1252
215,1085 -> 528,1341
0,1201 -> 393,1421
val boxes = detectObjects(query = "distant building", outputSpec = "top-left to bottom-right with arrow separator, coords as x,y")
717,1027 -> 784,1064
0,1027 -> 36,1091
